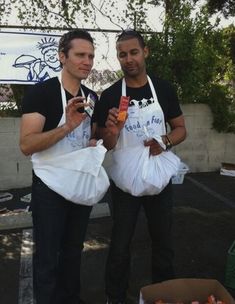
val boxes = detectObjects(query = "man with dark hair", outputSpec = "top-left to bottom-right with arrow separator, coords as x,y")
20,29 -> 97,304
58,30 -> 94,55
95,30 -> 186,304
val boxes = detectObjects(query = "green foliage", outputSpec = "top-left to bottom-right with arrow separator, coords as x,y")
206,0 -> 235,18
0,0 -> 132,29
85,68 -> 121,93
0,85 -> 16,117
0,104 -> 20,117
0,0 -> 87,28
146,1 -> 235,133
87,69 -> 120,88
207,85 -> 235,132
0,84 -> 27,117
10,84 -> 28,115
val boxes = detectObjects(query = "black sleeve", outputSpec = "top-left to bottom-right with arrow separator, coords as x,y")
22,83 -> 47,117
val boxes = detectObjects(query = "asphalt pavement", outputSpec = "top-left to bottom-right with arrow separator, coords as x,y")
0,171 -> 235,304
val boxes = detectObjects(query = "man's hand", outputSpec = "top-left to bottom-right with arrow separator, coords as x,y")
20,97 -> 90,156
96,107 -> 127,150
87,138 -> 97,147
64,97 -> 88,132
144,138 -> 164,156
105,107 -> 126,136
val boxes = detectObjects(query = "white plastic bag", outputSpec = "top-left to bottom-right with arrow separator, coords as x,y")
33,140 -> 110,205
107,145 -> 180,196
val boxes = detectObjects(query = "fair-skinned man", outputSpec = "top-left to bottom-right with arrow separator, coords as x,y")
20,30 -> 97,304
20,38 -> 95,155
95,30 -> 186,304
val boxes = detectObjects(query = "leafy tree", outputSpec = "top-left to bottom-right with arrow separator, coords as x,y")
0,0 -> 234,132
0,84 -> 25,117
0,1 -> 234,30
206,0 -> 235,18
146,1 -> 235,132
0,85 -> 14,116
0,0 -> 138,29
85,68 -> 120,93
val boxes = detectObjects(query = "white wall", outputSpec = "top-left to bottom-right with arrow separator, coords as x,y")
173,104 -> 235,172
0,118 -> 31,190
0,103 -> 234,190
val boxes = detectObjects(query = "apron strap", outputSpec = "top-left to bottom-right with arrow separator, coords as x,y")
58,74 -> 85,112
122,76 -> 160,107
121,76 -> 166,134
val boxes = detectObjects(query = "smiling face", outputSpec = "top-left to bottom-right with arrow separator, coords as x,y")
59,38 -> 94,81
116,37 -> 149,79
43,47 -> 60,69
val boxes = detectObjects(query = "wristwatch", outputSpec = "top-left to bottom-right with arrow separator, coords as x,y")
164,135 -> 173,150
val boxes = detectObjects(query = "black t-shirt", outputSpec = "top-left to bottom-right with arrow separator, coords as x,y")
95,75 -> 182,128
22,77 -> 98,132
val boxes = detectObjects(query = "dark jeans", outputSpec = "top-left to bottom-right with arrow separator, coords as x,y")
105,182 -> 174,302
31,173 -> 92,304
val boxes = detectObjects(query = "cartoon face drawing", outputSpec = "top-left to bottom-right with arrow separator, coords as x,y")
13,37 -> 61,82
43,47 -> 60,69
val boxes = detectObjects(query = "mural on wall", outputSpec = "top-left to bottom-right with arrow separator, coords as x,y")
0,31 -> 62,84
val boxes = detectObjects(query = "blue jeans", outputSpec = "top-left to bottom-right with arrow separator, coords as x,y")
31,173 -> 92,304
105,182 -> 174,302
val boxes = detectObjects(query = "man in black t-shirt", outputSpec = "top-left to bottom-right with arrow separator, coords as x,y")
95,30 -> 187,304
20,30 -> 97,304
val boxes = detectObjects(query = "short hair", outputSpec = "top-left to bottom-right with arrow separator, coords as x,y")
116,29 -> 146,49
59,29 -> 94,57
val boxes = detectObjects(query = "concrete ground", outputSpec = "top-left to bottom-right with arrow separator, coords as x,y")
0,171 -> 235,304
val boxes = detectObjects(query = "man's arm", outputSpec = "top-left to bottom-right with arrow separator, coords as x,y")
164,114 -> 187,146
144,114 -> 186,156
20,97 -> 88,156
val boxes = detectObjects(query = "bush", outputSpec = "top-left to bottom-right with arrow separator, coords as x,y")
0,84 -> 27,117
146,1 -> 235,133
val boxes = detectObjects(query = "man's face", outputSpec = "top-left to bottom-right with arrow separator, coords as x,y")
59,38 -> 94,80
116,38 -> 148,78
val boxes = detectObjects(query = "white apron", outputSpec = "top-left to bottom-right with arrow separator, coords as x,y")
107,76 -> 180,196
32,76 -> 110,205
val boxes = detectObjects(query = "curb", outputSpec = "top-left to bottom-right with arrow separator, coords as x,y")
0,202 -> 110,231
0,212 -> 32,231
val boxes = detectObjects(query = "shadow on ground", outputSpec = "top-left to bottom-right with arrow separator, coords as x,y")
0,172 -> 235,304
